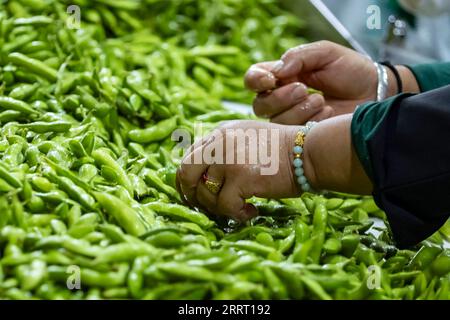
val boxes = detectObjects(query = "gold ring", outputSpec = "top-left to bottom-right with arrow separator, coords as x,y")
202,173 -> 222,195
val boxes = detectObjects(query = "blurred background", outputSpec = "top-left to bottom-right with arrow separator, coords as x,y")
285,0 -> 450,64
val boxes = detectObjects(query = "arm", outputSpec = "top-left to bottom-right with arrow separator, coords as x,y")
386,65 -> 420,96
301,114 -> 373,195
387,63 -> 450,96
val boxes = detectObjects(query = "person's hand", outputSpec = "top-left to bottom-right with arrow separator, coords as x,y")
244,41 -> 379,124
176,120 -> 312,221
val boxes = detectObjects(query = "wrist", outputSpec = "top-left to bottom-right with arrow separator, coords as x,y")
286,124 -> 318,195
396,65 -> 420,94
386,65 -> 420,97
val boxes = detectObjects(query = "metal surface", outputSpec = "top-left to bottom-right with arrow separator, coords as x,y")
317,0 -> 443,64
281,0 -> 365,52
309,0 -> 369,56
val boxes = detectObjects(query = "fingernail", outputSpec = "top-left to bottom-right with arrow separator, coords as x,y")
292,83 -> 308,102
309,94 -> 323,108
272,60 -> 284,73
260,72 -> 275,89
302,94 -> 322,111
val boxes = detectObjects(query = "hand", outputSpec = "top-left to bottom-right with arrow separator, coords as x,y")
176,120 -> 311,221
244,41 -> 379,124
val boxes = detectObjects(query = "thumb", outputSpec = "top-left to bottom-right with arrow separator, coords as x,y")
272,41 -> 338,80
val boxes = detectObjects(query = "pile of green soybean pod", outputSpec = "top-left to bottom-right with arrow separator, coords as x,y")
0,0 -> 449,300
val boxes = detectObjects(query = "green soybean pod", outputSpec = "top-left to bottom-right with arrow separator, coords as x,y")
8,52 -> 57,82
27,196 -> 46,213
326,198 -> 344,210
155,262 -> 219,282
0,178 -> 14,193
409,246 -> 442,270
292,238 -> 314,264
94,242 -> 157,264
18,121 -> 72,133
25,145 -> 41,168
294,218 -> 310,244
0,110 -> 22,123
13,16 -> 53,26
48,174 -> 95,211
255,232 -> 275,247
341,234 -> 360,257
20,40 -> 47,54
12,195 -> 27,229
98,224 -> 129,244
68,213 -> 99,239
50,219 -> 67,235
30,176 -> 53,193
323,238 -> 342,255
0,97 -> 39,115
9,83 -> 39,101
143,169 -> 179,200
66,265 -> 128,288
85,288 -> 102,300
128,256 -> 151,298
19,259 -> 47,291
309,203 -> 327,263
78,163 -> 98,183
263,267 -> 289,299
102,288 -> 129,299
67,205 -> 82,227
278,233 -> 295,254
430,255 -> 450,277
100,165 -> 119,183
146,231 -> 183,248
92,148 -> 133,196
128,116 -> 178,144
144,202 -> 213,229
435,277 -> 449,300
94,192 -> 147,237
300,276 -> 332,300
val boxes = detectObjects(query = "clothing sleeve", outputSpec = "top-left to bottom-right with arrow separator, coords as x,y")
407,63 -> 450,92
351,85 -> 450,248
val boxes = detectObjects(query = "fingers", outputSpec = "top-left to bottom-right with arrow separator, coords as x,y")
272,40 -> 338,80
195,165 -> 225,212
253,82 -> 309,118
270,93 -> 326,125
177,144 -> 209,208
244,61 -> 278,93
309,105 -> 335,122
189,164 -> 256,221
215,179 -> 257,221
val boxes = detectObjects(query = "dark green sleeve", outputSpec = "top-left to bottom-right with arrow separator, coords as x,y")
351,94 -> 412,181
407,62 -> 450,92
351,86 -> 450,248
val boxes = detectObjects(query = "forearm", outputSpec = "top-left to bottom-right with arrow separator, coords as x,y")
302,114 -> 372,195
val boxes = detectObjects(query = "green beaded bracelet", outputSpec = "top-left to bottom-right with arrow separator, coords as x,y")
293,121 -> 316,192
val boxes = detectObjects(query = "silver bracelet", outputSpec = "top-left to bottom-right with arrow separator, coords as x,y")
374,62 -> 388,102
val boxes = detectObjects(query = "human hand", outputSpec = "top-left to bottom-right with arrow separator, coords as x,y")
244,41 -> 379,124
176,120 -> 312,221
